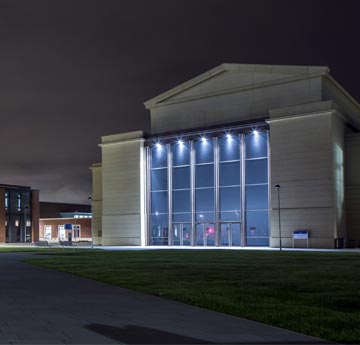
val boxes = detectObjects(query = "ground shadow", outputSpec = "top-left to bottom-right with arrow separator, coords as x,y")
85,323 -> 213,344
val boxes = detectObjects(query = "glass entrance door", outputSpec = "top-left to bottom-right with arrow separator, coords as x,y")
195,223 -> 215,246
220,223 -> 241,246
172,223 -> 191,246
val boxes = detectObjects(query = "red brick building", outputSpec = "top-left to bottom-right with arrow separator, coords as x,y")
39,203 -> 91,242
0,184 -> 39,243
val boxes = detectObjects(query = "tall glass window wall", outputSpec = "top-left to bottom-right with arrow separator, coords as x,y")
148,130 -> 269,246
245,131 -> 269,246
195,138 -> 215,246
150,144 -> 168,245
219,135 -> 241,246
172,141 -> 191,245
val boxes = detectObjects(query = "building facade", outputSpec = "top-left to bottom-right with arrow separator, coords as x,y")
91,64 -> 360,248
39,203 -> 92,242
0,184 -> 39,243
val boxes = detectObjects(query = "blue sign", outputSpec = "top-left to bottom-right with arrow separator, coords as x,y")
293,230 -> 309,239
64,224 -> 73,230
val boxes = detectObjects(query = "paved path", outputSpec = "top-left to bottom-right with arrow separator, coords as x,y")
0,252 -> 330,344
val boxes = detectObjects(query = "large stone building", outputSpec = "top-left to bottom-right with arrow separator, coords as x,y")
91,64 -> 360,248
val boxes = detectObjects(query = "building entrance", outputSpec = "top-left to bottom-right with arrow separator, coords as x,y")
220,222 -> 241,246
195,223 -> 215,246
172,223 -> 191,246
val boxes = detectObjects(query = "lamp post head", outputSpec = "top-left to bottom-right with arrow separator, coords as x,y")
273,184 -> 280,189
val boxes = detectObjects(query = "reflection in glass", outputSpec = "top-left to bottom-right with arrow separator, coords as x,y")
195,223 -> 215,246
150,213 -> 168,245
195,212 -> 215,222
220,211 -> 241,221
173,223 -> 191,246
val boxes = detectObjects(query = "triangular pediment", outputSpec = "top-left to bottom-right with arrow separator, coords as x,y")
144,63 -> 329,109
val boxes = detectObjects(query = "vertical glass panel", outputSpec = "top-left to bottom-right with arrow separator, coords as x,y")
195,188 -> 214,212
195,224 -> 204,246
195,165 -> 214,187
205,224 -> 215,246
219,187 -> 241,212
219,161 -> 240,186
151,145 -> 167,168
172,190 -> 190,213
245,159 -> 268,185
245,131 -> 268,159
172,167 -> 190,189
173,223 -> 181,246
182,224 -> 191,246
195,223 -> 215,246
151,191 -> 168,213
220,223 -> 230,246
245,185 -> 268,210
219,135 -> 240,162
151,169 -> 168,191
195,139 -> 214,164
231,223 -> 241,246
246,211 -> 269,246
171,141 -> 190,166
173,223 -> 192,246
150,214 -> 169,245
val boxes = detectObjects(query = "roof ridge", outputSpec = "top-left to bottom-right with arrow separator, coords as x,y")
144,63 -> 329,109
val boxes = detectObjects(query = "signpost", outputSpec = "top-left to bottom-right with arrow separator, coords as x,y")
293,230 -> 309,248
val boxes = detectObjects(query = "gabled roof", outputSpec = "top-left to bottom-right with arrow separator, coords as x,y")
144,63 -> 330,109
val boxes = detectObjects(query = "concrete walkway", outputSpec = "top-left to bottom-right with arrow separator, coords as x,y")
0,252 -> 331,344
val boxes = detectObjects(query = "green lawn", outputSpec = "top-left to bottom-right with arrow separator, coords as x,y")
25,249 -> 360,343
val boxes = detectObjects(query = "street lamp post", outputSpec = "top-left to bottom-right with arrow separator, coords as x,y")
274,184 -> 282,251
88,197 -> 93,248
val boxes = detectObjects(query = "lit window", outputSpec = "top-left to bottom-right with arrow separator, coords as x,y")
17,193 -> 21,211
5,192 -> 9,209
44,225 -> 51,239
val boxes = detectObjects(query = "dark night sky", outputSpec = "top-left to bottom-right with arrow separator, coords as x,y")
0,0 -> 359,203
